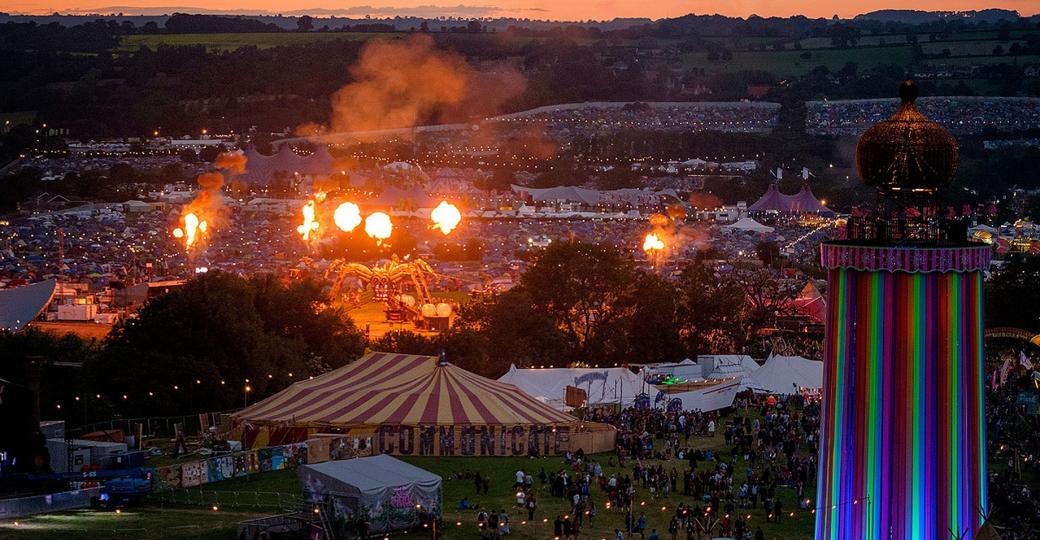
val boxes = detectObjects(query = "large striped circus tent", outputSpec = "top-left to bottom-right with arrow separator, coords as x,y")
233,352 -> 616,456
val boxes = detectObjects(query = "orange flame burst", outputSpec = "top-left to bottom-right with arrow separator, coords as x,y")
173,212 -> 207,251
430,201 -> 462,235
296,200 -> 319,241
643,232 -> 665,253
333,202 -> 362,232
365,212 -> 393,244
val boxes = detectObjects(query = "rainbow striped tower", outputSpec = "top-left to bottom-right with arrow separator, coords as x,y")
815,82 -> 989,540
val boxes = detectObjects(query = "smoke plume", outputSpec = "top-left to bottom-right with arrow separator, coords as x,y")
214,151 -> 247,174
187,172 -> 229,229
319,34 -> 525,136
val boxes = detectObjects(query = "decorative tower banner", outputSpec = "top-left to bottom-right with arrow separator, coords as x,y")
816,81 -> 989,540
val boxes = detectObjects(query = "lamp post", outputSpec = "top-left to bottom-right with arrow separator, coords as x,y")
243,384 -> 252,407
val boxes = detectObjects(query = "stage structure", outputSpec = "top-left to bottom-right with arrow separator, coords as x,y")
815,82 -> 989,539
325,256 -> 453,330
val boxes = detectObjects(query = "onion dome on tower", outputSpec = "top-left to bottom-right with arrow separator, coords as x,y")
855,80 -> 958,195
846,81 -> 967,243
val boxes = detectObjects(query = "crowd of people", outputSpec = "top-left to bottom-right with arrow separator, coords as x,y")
457,392 -> 822,539
490,102 -> 782,139
453,371 -> 1040,538
985,370 -> 1040,539
805,96 -> 1040,136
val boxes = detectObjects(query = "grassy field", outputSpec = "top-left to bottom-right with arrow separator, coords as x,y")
922,54 -> 1040,67
683,46 -> 915,76
919,39 -> 1027,57
118,32 -> 404,52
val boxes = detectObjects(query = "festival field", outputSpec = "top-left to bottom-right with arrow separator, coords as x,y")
4,407 -> 819,539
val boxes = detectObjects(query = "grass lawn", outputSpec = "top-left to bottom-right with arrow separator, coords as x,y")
117,32 -> 404,52
0,508 -> 263,540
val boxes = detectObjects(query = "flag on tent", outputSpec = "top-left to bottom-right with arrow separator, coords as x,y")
574,371 -> 608,387
1000,357 -> 1013,386
996,238 -> 1010,254
1020,350 -> 1034,371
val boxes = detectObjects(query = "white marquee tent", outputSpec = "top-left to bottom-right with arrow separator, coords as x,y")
722,217 -> 775,234
744,354 -> 824,395
299,455 -> 441,533
699,354 -> 761,380
498,365 -> 646,408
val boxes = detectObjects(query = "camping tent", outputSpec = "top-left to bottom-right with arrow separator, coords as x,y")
498,365 -> 646,408
235,352 -> 615,455
299,455 -> 441,533
722,217 -> 775,234
744,355 -> 824,395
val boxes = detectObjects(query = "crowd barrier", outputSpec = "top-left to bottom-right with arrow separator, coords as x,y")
0,487 -> 101,519
152,436 -> 370,490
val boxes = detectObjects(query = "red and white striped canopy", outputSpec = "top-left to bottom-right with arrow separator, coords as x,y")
234,352 -> 576,428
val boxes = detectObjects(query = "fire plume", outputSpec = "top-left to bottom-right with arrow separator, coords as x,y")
296,200 -> 319,241
173,212 -> 207,250
430,201 -> 462,235
365,212 -> 393,244
333,202 -> 362,232
643,232 -> 665,253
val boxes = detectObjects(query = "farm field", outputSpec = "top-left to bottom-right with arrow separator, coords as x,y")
118,31 -> 404,51
683,45 -> 916,75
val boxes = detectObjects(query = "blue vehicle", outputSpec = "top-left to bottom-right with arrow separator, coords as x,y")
89,470 -> 153,510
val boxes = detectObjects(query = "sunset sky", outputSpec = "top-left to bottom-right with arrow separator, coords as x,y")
4,0 -> 1038,21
